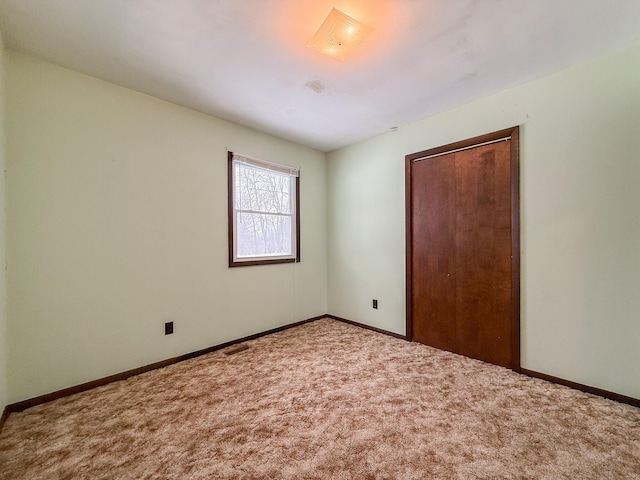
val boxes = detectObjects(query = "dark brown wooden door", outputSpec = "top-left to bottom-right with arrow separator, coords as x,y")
407,128 -> 520,370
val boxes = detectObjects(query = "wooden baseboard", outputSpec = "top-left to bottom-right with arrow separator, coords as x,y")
327,314 -> 408,340
0,405 -> 9,433
327,316 -> 639,408
5,316 -> 635,433
521,368 -> 639,408
4,315 -> 326,417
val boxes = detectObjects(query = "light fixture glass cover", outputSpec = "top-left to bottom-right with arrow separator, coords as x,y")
306,8 -> 373,61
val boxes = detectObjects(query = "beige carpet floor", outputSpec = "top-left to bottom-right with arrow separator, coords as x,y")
0,318 -> 639,479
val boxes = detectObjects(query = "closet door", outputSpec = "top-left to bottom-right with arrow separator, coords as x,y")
411,153 -> 457,353
406,128 -> 520,370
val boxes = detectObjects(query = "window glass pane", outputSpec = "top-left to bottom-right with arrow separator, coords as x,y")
235,162 -> 291,214
237,212 -> 293,258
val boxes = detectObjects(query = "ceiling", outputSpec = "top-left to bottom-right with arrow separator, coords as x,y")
1,1 -> 639,152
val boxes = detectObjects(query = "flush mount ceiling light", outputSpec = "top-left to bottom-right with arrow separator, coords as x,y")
306,7 -> 374,61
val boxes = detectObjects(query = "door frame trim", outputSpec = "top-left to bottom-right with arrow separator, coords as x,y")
405,126 -> 521,372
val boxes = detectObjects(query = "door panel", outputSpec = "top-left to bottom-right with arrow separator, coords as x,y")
454,142 -> 512,367
411,154 -> 456,350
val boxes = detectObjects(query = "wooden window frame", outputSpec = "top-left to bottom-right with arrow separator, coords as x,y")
227,151 -> 300,267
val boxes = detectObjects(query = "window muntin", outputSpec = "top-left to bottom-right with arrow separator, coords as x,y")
228,152 -> 300,266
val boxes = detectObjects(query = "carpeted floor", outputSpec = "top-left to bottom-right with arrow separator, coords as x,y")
0,318 -> 639,479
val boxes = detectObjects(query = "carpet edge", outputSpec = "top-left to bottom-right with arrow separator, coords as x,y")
3,316 -> 637,435
2,314 -> 327,418
327,314 -> 409,340
521,368 -> 639,408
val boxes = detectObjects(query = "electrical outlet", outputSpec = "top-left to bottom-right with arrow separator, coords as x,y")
373,299 -> 378,309
165,321 -> 174,335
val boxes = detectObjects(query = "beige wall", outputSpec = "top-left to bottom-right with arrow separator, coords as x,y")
328,43 -> 640,398
0,30 -> 7,411
4,42 -> 640,405
5,52 -> 327,403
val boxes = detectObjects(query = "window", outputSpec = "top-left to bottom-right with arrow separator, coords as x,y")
228,152 -> 300,267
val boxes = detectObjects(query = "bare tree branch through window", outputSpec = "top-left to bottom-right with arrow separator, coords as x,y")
228,152 -> 299,266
